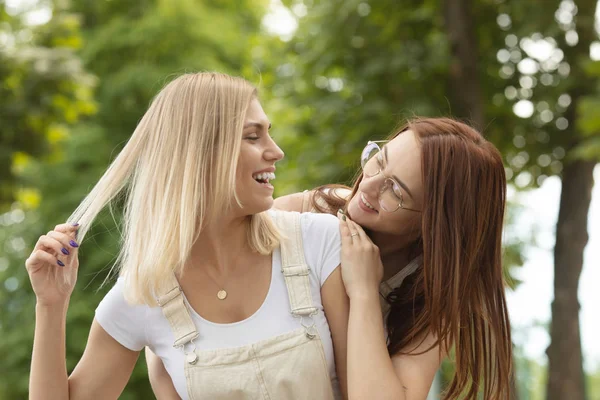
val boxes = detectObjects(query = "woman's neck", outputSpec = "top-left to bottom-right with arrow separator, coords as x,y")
188,215 -> 253,274
380,250 -> 415,281
369,230 -> 418,281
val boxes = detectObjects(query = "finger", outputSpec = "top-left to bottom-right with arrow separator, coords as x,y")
344,218 -> 359,241
347,220 -> 369,243
48,230 -> 79,250
35,236 -> 69,264
54,223 -> 79,237
27,248 -> 66,269
337,210 -> 353,246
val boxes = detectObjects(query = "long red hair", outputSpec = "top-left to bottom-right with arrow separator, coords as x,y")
313,117 -> 512,399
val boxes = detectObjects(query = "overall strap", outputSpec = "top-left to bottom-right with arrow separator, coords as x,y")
156,273 -> 199,348
275,211 -> 318,317
379,254 -> 423,298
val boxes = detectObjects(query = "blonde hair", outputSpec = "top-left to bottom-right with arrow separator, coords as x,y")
68,72 -> 281,305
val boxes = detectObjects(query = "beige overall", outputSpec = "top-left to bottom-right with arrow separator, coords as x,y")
156,211 -> 336,400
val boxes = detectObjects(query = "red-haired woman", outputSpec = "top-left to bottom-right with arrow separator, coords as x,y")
148,117 -> 513,400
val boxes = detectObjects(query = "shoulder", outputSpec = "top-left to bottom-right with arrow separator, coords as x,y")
270,209 -> 338,232
95,277 -> 151,351
97,277 -> 152,317
390,331 -> 446,375
299,212 -> 339,234
274,187 -> 353,214
273,191 -> 312,212
390,332 -> 445,398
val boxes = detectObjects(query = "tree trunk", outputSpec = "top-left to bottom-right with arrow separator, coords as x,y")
546,160 -> 595,400
546,1 -> 598,398
442,0 -> 485,131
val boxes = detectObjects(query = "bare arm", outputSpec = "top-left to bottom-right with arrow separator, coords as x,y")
390,334 -> 442,400
321,267 -> 350,400
273,191 -> 313,212
31,305 -> 139,400
346,293 -> 441,400
30,302 -> 70,399
27,224 -> 139,400
67,320 -> 139,398
146,347 -> 181,400
339,215 -> 442,400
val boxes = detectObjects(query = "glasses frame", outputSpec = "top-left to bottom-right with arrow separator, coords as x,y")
360,141 -> 421,213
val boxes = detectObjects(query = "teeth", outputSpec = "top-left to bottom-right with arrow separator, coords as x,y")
252,172 -> 276,182
361,193 -> 376,211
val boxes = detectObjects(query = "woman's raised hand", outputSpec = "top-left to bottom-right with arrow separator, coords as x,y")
337,211 -> 383,299
25,223 -> 80,306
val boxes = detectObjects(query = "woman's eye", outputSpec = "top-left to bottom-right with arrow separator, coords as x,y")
392,182 -> 404,199
245,135 -> 260,141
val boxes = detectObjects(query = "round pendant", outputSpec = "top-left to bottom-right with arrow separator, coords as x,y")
217,289 -> 228,300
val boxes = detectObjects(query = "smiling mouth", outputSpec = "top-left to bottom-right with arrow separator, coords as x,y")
360,193 -> 378,213
252,172 -> 276,184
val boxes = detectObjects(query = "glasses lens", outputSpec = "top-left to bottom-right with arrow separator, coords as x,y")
380,179 -> 402,212
361,142 -> 381,177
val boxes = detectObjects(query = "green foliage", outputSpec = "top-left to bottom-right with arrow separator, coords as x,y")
0,8 -> 95,211
1,0 -> 598,398
267,0 -> 599,197
0,0 -> 270,397
266,0 -> 453,192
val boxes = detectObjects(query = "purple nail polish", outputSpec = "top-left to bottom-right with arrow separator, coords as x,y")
69,240 -> 79,248
57,260 -> 65,267
61,248 -> 70,255
72,223 -> 79,227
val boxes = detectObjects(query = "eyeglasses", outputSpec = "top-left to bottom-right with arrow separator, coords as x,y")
360,141 -> 421,213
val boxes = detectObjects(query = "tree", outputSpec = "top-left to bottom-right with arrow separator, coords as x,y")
0,3 -> 95,396
1,0 -> 270,397
264,0 -> 599,398
542,1 -> 598,398
0,2 -> 95,211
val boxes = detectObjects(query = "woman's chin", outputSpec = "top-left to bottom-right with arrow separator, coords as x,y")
346,200 -> 364,223
231,197 -> 273,218
347,200 -> 380,231
248,198 -> 274,215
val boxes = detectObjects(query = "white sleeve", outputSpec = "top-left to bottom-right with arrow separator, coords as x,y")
300,213 -> 341,286
95,277 -> 149,351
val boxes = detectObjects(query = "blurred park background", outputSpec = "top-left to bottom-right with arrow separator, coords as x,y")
1,0 -> 599,398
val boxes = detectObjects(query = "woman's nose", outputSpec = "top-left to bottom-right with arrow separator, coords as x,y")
265,137 -> 284,162
358,173 -> 382,198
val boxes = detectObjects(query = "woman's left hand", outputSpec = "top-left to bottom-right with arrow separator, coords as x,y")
337,210 -> 383,299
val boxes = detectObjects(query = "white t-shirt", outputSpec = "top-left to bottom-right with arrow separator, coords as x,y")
95,212 -> 342,400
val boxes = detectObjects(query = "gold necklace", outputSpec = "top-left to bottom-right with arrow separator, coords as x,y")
201,243 -> 250,300
203,271 -> 229,300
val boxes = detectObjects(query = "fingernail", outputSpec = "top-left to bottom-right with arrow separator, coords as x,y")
61,248 -> 70,255
342,215 -> 346,221
57,260 -> 65,267
338,209 -> 345,215
69,240 -> 79,248
72,223 -> 79,227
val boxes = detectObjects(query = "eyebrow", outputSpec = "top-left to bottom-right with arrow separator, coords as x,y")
243,122 -> 272,130
383,146 -> 414,199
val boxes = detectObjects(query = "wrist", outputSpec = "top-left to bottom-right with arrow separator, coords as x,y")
347,286 -> 380,302
36,299 -> 69,313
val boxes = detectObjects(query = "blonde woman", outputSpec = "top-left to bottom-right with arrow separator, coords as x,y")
26,72 -> 349,400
